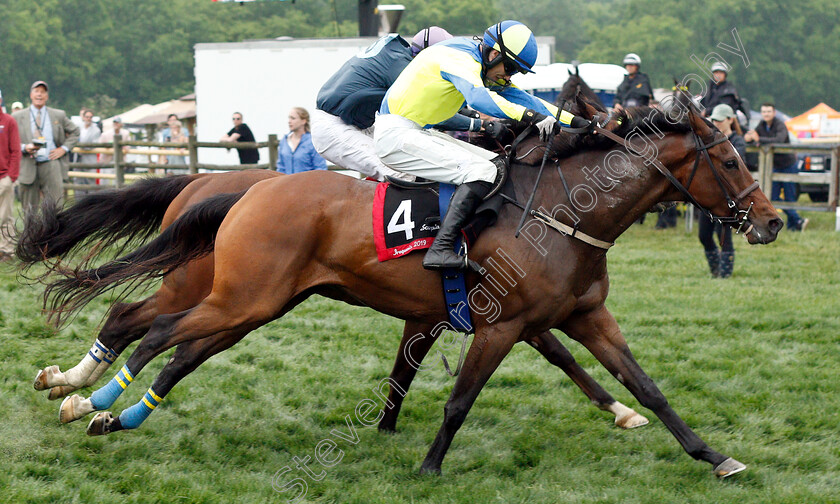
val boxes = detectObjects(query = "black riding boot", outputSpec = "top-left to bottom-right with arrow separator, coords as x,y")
719,250 -> 734,278
704,249 -> 721,278
423,181 -> 492,270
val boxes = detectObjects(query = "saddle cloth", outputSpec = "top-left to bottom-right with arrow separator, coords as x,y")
371,180 -> 510,262
371,179 -> 513,333
372,183 -> 440,262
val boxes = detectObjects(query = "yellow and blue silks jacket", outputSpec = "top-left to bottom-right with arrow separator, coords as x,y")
381,38 -> 573,128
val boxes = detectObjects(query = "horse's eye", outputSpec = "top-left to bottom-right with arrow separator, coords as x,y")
724,159 -> 738,170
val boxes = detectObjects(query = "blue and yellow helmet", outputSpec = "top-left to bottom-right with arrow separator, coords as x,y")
481,20 -> 538,74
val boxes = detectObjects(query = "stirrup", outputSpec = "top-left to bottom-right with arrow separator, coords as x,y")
484,158 -> 508,200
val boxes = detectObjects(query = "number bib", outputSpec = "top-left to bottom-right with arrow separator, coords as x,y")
372,182 -> 441,261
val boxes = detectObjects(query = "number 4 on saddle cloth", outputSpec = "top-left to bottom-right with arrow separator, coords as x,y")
372,179 -> 513,333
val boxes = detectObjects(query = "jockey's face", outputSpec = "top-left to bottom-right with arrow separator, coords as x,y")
485,49 -> 513,86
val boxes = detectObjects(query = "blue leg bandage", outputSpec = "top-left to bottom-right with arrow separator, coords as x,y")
89,365 -> 134,410
118,387 -> 163,430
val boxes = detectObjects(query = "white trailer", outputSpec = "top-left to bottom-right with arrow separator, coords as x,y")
193,36 -> 555,166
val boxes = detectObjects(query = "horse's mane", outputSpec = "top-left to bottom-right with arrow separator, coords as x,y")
569,106 -> 693,155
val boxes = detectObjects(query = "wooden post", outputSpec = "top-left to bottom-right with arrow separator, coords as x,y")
114,135 -> 124,188
829,146 -> 839,210
268,134 -> 278,171
188,135 -> 198,175
145,124 -> 157,174
762,146 -> 775,201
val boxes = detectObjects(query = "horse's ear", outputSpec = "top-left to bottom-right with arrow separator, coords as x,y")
582,100 -> 600,120
568,68 -> 573,76
687,105 -> 712,136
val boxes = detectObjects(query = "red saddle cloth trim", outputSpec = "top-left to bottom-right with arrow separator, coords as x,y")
372,182 -> 436,262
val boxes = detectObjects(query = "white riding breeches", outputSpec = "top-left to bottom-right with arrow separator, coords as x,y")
373,113 -> 498,185
310,109 -> 406,181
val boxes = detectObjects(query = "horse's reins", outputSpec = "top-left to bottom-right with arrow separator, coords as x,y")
593,124 -> 759,235
506,112 -> 760,250
509,104 -> 617,249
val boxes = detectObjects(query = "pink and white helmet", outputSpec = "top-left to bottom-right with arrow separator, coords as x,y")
411,26 -> 453,56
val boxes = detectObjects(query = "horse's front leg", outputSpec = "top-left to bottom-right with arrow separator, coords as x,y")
526,331 -> 648,429
559,305 -> 746,478
419,320 -> 521,474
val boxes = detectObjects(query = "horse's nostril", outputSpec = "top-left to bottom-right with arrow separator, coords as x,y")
769,218 -> 784,234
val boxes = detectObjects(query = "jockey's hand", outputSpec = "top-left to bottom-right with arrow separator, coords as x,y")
568,115 -> 598,135
482,120 -> 506,139
522,109 -> 556,141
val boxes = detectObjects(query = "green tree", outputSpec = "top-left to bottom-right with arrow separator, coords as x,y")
398,0 -> 498,37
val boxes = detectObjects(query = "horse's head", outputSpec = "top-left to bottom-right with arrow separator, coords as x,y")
558,68 -> 606,113
680,107 -> 783,244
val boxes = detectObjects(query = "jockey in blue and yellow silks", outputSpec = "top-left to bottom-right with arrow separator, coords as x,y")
374,20 -> 595,270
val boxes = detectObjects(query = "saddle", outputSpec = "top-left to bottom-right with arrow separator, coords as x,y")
372,165 -> 515,334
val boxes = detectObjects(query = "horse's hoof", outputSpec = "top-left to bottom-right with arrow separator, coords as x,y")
34,365 -> 60,391
86,412 -> 114,436
377,423 -> 397,434
713,457 -> 746,478
614,410 -> 649,429
418,464 -> 442,476
59,394 -> 93,424
48,385 -> 76,401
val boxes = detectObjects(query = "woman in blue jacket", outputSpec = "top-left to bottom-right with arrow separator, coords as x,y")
276,107 -> 327,174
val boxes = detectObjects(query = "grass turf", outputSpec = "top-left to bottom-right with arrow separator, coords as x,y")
0,209 -> 838,504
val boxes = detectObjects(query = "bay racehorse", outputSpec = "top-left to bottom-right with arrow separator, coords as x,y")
23,89 -> 647,430
23,170 -> 647,429
33,103 -> 782,477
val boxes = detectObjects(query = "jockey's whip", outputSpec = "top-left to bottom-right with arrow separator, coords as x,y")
514,102 -> 566,239
514,130 -> 554,238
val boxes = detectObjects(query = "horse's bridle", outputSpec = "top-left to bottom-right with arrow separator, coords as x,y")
595,124 -> 760,234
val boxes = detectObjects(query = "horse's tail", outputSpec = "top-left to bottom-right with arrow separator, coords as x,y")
43,190 -> 247,326
15,174 -> 197,265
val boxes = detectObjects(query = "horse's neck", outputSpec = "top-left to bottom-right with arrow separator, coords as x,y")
515,133 -> 690,245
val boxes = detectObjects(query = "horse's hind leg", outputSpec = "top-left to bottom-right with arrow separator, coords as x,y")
35,298 -> 158,398
527,331 -> 648,429
86,330 -> 246,435
379,321 -> 438,433
560,305 -> 745,478
40,257 -> 217,399
60,285 -> 276,424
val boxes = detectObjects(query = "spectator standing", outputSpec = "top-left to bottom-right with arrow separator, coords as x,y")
71,107 -> 85,131
220,112 -> 259,165
75,108 -> 101,194
614,53 -> 653,111
699,104 -> 746,278
12,81 -> 79,214
99,117 -> 129,165
159,113 -> 178,142
11,102 -> 24,114
0,89 -> 21,261
744,103 -> 808,231
160,120 -> 188,167
275,107 -> 326,174
699,62 -> 749,124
